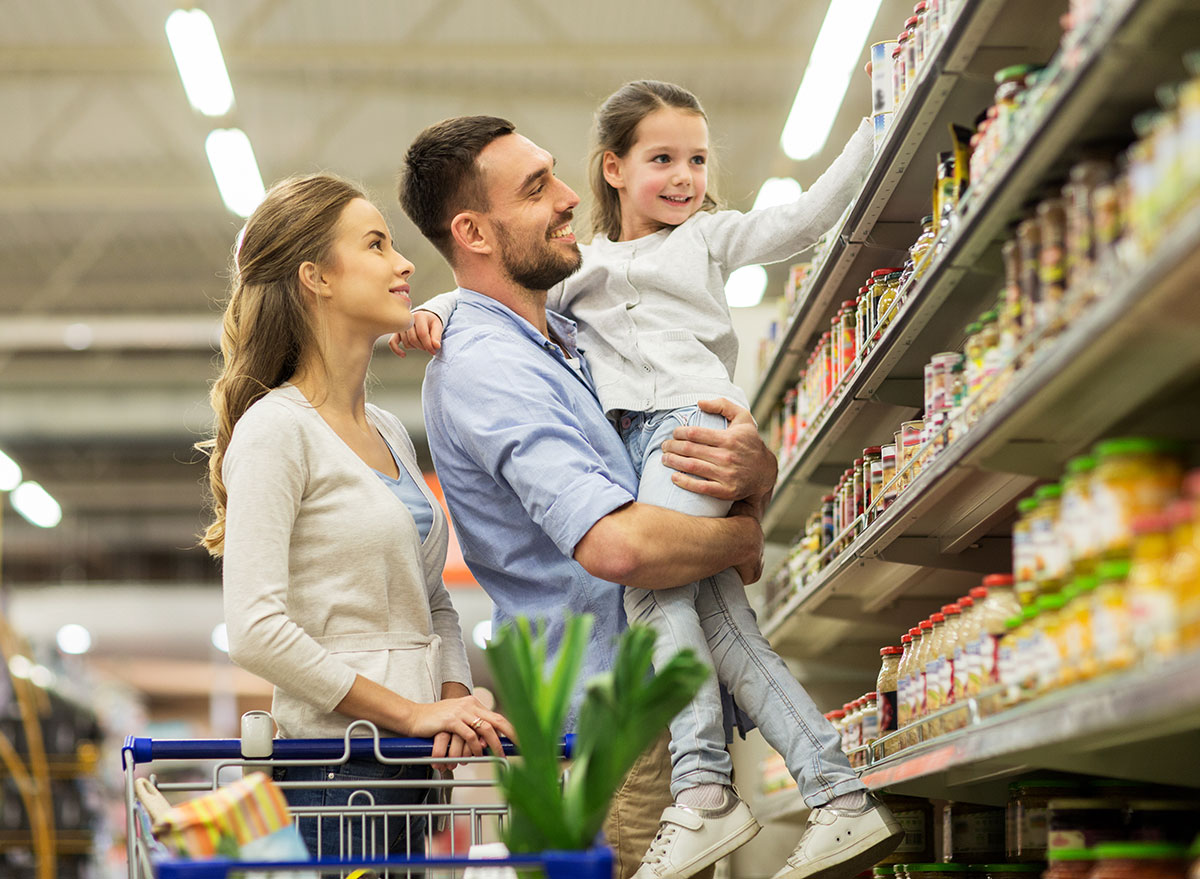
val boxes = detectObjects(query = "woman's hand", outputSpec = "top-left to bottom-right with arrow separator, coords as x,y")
408,695 -> 513,769
388,312 -> 444,358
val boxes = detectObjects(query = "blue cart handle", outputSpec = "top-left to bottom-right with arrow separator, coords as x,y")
123,731 -> 574,767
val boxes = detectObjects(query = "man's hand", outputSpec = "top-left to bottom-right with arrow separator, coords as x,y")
729,500 -> 764,584
388,311 -> 444,358
659,398 -> 778,510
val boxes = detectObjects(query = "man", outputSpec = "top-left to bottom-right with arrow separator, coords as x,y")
396,116 -> 894,879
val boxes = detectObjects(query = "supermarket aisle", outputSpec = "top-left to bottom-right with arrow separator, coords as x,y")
738,0 -> 1200,875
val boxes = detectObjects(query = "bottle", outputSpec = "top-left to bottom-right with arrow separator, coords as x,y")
910,215 -> 938,279
1061,456 -> 1099,575
951,595 -> 978,711
877,646 -> 903,753
973,575 -> 1022,696
1031,484 -> 1068,600
963,321 -> 985,402
1092,558 -> 1135,673
923,612 -> 947,728
914,617 -> 936,740
897,629 -> 918,749
1013,496 -> 1041,606
936,603 -> 963,735
1127,512 -> 1179,660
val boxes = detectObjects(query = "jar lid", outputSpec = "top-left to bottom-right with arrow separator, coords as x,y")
1065,455 -> 1097,474
829,709 -> 846,719
892,45 -> 904,58
1093,437 -> 1179,459
919,619 -> 933,630
965,321 -> 982,334
901,633 -> 913,644
942,604 -> 961,615
1017,496 -> 1040,513
1037,593 -> 1066,611
1004,616 -> 1022,629
1073,574 -> 1098,593
914,1 -> 927,11
958,596 -> 974,608
886,271 -> 903,281
881,645 -> 903,656
1091,841 -> 1188,860
1021,605 -> 1039,621
1034,483 -> 1062,500
931,612 -> 945,623
970,586 -> 989,599
901,864 -> 966,872
873,868 -> 896,877
983,573 -> 1014,588
1097,559 -> 1132,581
874,267 -> 903,276
980,310 -> 998,323
822,494 -> 835,502
865,691 -> 878,699
842,299 -> 857,309
1045,849 -> 1100,862
864,446 -> 883,455
993,63 -> 1038,84
905,15 -> 919,26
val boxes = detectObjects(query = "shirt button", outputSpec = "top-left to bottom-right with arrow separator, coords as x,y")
327,772 -> 336,780
642,365 -> 651,372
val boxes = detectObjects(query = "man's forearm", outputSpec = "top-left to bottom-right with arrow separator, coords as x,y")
574,502 -> 761,589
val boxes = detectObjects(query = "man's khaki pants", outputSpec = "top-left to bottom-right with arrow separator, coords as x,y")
602,730 -> 717,879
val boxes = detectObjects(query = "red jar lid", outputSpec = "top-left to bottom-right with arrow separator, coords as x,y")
901,634 -> 913,644
881,646 -> 904,655
863,446 -> 882,455
930,612 -> 946,623
970,586 -> 989,599
905,16 -> 919,27
919,619 -> 933,630
983,573 -> 1014,588
958,596 -> 975,608
942,604 -> 961,615
842,299 -> 857,309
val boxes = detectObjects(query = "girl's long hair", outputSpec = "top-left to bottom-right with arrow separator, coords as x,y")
198,173 -> 365,556
587,80 -> 720,241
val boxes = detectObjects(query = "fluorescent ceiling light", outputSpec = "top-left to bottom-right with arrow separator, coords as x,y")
205,128 -> 266,218
165,9 -> 235,117
57,624 -> 92,656
211,622 -> 230,653
11,481 -> 61,528
726,264 -> 768,309
753,177 -> 804,211
0,449 -> 21,492
782,0 -> 883,160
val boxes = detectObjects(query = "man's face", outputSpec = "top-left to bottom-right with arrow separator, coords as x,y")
476,133 -> 582,292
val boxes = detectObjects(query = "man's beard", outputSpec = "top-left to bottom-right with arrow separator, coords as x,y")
494,219 -> 582,292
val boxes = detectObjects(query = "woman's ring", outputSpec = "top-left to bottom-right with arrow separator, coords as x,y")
470,716 -> 485,731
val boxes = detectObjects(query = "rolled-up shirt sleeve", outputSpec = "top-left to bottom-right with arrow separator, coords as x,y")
432,333 -> 635,558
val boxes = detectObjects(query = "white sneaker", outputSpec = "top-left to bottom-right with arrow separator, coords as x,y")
632,788 -> 760,879
770,794 -> 903,879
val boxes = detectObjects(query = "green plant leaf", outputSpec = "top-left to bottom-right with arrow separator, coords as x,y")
485,616 -> 708,853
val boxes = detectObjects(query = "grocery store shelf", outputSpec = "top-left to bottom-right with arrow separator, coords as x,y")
862,651 -> 1200,802
755,0 -> 1199,542
755,652 -> 1200,820
764,197 -> 1200,653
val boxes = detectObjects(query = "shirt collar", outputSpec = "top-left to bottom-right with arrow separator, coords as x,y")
456,287 -> 583,358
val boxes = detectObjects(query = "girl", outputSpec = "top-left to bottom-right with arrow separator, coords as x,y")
200,173 -> 513,859
403,82 -> 900,879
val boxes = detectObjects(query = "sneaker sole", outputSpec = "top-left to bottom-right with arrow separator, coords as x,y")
775,823 -> 903,879
674,816 -> 761,879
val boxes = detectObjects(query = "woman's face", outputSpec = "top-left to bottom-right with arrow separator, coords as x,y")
318,197 -> 415,337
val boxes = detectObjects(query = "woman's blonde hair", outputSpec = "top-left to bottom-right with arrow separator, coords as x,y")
198,173 -> 366,556
588,80 -> 720,241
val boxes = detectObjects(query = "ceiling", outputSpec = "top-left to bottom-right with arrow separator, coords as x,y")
1,0 -> 912,672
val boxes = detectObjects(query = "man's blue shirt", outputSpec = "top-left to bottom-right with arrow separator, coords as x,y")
422,288 -> 639,729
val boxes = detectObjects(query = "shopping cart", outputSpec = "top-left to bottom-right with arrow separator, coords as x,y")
122,719 -> 612,879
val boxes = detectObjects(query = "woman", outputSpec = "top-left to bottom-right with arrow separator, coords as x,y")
199,173 -> 512,858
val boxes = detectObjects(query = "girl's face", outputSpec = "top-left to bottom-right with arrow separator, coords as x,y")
315,197 -> 415,338
603,107 -> 709,241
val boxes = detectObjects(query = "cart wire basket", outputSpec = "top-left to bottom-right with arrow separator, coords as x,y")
122,719 -> 610,879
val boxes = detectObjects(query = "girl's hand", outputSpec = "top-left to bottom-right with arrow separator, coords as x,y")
388,312 -> 444,358
408,695 -> 513,764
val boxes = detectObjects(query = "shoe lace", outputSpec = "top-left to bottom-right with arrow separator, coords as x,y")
643,823 -> 678,866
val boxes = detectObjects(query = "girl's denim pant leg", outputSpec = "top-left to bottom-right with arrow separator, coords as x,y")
620,406 -> 863,806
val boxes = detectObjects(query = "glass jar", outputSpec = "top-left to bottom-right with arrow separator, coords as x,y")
1036,197 -> 1068,333
970,576 -> 1021,699
1127,511 -> 1180,659
1089,842 -> 1190,879
1060,574 -> 1097,684
857,287 -> 874,359
861,691 -> 880,758
840,298 -> 858,378
905,865 -> 967,878
878,794 -> 936,865
1173,477 -> 1200,650
994,65 -> 1035,155
892,41 -> 908,110
912,620 -> 935,741
977,310 -> 1002,408
923,611 -> 948,729
1013,605 -> 1041,703
1030,484 -> 1068,599
1091,438 -> 1184,561
896,631 -> 916,749
904,16 -> 921,89
936,603 -> 963,728
1006,778 -> 1088,862
911,214 -> 937,279
1034,592 -> 1067,693
1126,798 -> 1200,845
877,645 -> 903,750
995,614 -> 1023,711
950,595 -> 977,711
1047,797 -> 1128,854
881,444 -> 899,510
999,237 -> 1024,359
943,801 -> 1006,864
1016,217 -> 1042,339
852,457 -> 866,536
863,447 -> 883,517
874,867 -> 898,879
963,321 -> 985,401
821,493 -> 836,550
1013,496 -> 1041,606
1062,159 -> 1113,312
912,3 -> 928,68
1061,455 -> 1098,574
1042,848 -> 1100,879
1092,558 -> 1135,673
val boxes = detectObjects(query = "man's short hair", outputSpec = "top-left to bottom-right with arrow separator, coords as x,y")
398,115 -> 516,263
